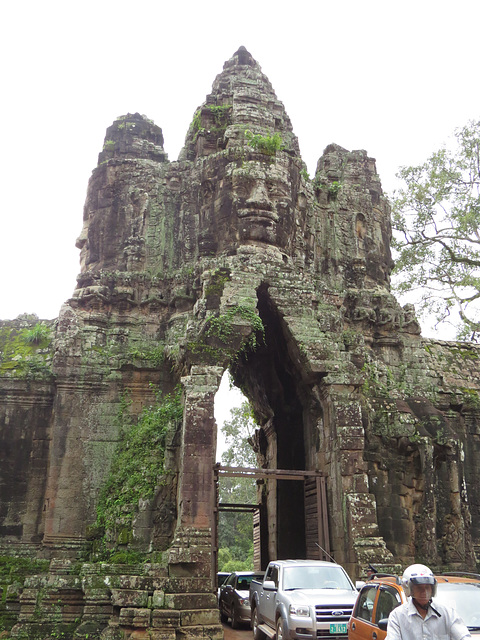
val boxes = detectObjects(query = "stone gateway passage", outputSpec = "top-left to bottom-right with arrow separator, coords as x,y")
1,46 -> 480,639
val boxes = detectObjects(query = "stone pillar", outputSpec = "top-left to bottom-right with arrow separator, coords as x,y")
443,445 -> 476,567
177,366 -> 223,531
417,443 -> 438,564
321,385 -> 394,577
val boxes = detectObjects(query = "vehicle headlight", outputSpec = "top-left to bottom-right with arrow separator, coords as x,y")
239,598 -> 250,606
289,605 -> 310,616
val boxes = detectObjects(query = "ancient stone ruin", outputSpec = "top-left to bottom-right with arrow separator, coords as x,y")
1,46 -> 480,639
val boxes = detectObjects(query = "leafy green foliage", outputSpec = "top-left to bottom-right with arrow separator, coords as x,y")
22,322 -> 51,345
245,130 -> 284,156
190,105 -> 232,143
206,104 -> 232,128
129,344 -> 165,366
0,322 -> 53,378
0,556 -> 50,633
95,386 -> 183,555
392,120 -> 480,340
218,401 -> 257,571
328,181 -> 341,198
206,305 -> 265,353
300,167 -> 310,181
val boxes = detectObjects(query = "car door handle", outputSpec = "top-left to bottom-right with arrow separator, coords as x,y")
351,623 -> 355,630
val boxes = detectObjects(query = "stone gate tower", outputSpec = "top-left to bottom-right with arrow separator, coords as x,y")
1,47 -> 480,639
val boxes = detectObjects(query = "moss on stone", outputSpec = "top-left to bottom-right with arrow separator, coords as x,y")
93,387 -> 183,559
0,322 -> 54,378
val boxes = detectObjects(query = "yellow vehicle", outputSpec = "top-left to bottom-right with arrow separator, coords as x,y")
347,573 -> 480,640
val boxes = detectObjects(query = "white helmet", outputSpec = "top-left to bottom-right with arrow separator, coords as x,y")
401,564 -> 437,597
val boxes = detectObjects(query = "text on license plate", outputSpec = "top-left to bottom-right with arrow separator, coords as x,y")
329,623 -> 347,634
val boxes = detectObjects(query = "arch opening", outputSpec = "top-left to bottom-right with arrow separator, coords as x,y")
227,283 -> 324,563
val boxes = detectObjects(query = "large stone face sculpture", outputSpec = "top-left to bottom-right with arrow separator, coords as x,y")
1,46 -> 480,639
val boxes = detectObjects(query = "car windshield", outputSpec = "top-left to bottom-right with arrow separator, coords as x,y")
435,582 -> 480,628
236,575 -> 262,590
283,565 -> 353,590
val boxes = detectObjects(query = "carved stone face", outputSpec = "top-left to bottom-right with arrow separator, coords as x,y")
230,159 -> 296,250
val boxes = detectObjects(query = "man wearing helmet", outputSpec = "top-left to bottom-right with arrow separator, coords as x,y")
386,564 -> 471,640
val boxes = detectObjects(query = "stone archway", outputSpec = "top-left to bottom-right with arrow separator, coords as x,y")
1,46 -> 480,640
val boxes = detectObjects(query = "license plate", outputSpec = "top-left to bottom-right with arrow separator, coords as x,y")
329,623 -> 347,634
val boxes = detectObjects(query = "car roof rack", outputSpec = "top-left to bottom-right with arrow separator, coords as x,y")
436,571 -> 480,580
372,574 -> 401,583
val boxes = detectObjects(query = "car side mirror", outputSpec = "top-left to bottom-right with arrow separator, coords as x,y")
263,580 -> 277,591
378,619 -> 388,631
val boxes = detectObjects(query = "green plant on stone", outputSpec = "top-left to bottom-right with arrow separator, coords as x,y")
204,268 -> 232,298
191,109 -> 205,141
244,130 -> 284,156
361,360 -> 393,398
205,305 -> 265,353
129,345 -> 165,367
206,104 -> 232,129
94,386 -> 183,557
21,322 -> 51,345
457,387 -> 480,409
300,167 -> 310,181
102,139 -> 115,152
0,324 -> 53,379
328,181 -> 341,198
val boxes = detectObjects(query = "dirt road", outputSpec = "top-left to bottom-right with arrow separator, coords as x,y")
222,622 -> 252,640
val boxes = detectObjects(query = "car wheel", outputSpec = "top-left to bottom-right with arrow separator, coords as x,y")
252,607 -> 265,640
276,617 -> 286,640
231,604 -> 239,629
220,608 -> 228,624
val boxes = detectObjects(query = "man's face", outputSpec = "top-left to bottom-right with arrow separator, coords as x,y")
411,583 -> 433,606
230,160 -> 295,249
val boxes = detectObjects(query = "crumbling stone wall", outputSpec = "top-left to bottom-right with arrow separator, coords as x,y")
1,46 -> 480,639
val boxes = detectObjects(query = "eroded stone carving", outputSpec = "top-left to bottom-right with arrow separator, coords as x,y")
1,46 -> 480,639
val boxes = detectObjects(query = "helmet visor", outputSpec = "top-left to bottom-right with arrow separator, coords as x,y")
410,576 -> 435,586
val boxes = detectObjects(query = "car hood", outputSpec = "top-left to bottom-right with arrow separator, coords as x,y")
283,589 -> 357,604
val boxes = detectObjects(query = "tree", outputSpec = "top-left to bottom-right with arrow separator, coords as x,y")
218,401 -> 257,570
391,120 -> 480,340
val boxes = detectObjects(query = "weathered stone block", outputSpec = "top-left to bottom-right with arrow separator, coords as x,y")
119,607 -> 151,628
164,593 -> 217,610
176,624 -> 224,640
147,631 -> 177,640
111,589 -> 149,607
152,590 -> 165,608
151,609 -> 181,628
180,608 -> 220,626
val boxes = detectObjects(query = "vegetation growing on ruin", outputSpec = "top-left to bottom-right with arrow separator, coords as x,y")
0,322 -> 53,378
206,104 -> 232,128
204,267 -> 231,297
206,305 -> 265,353
191,104 -> 233,142
455,386 -> 480,409
0,556 -> 50,635
245,130 -> 284,156
186,305 -> 265,365
102,139 -> 115,151
129,344 -> 165,366
92,386 -> 183,558
300,167 -> 310,181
